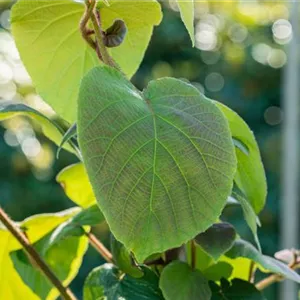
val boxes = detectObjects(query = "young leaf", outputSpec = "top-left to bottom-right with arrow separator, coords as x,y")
159,261 -> 211,300
226,239 -> 300,283
210,278 -> 266,300
194,222 -> 236,261
11,0 -> 162,122
0,100 -> 75,154
231,185 -> 261,252
215,102 -> 267,213
0,208 -> 79,299
78,66 -> 237,262
83,263 -> 163,300
56,163 -> 96,208
176,0 -> 195,45
111,235 -> 144,278
10,231 -> 88,300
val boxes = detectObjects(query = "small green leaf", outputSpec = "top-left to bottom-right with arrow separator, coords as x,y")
11,230 -> 88,300
226,239 -> 300,283
231,185 -> 261,252
0,100 -> 75,154
176,0 -> 195,45
159,261 -> 211,300
83,263 -> 163,300
78,66 -> 237,262
11,0 -> 162,122
195,222 -> 236,261
111,235 -> 144,278
210,278 -> 266,300
0,208 -> 79,299
203,262 -> 233,281
56,163 -> 96,208
215,102 -> 267,213
57,122 -> 78,159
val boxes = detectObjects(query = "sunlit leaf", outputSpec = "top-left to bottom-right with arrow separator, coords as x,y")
159,261 -> 211,300
56,163 -> 96,208
11,0 -> 162,122
210,278 -> 266,300
176,0 -> 195,45
78,66 -> 237,262
195,222 -> 236,261
0,208 -> 79,300
83,263 -> 163,300
0,100 -> 76,154
215,102 -> 267,213
11,229 -> 88,300
226,239 -> 300,283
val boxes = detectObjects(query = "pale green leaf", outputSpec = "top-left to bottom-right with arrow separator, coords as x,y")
11,230 -> 88,300
215,102 -> 267,213
159,261 -> 211,300
226,239 -> 300,283
0,100 -> 76,154
56,163 -> 96,208
11,0 -> 162,122
0,208 -> 79,300
83,263 -> 163,300
78,66 -> 237,262
176,0 -> 195,45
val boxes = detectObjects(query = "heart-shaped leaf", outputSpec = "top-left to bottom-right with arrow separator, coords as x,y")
159,261 -> 211,300
195,222 -> 236,261
78,66 -> 237,262
11,0 -> 162,122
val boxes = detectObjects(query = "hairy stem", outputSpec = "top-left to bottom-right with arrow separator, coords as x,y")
85,232 -> 113,263
0,206 -> 77,300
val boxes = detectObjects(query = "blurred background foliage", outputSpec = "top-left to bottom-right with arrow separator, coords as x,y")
0,0 -> 290,298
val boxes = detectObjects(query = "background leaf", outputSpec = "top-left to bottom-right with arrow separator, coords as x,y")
0,100 -> 75,154
159,261 -> 211,300
195,222 -> 236,261
78,66 -> 237,262
11,0 -> 162,122
215,101 -> 267,214
176,0 -> 195,45
56,163 -> 96,208
11,229 -> 88,300
83,263 -> 163,300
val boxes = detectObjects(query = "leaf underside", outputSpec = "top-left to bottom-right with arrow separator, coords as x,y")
78,66 -> 236,262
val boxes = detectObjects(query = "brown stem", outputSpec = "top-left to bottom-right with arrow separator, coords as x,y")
85,232 -> 113,263
191,240 -> 196,269
0,207 -> 77,300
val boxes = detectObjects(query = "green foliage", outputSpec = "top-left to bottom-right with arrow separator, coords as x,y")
78,65 -> 237,262
11,0 -> 162,122
0,100 -> 76,154
11,230 -> 88,300
83,263 -> 163,300
159,261 -> 211,300
176,0 -> 195,45
210,279 -> 266,300
195,222 -> 236,261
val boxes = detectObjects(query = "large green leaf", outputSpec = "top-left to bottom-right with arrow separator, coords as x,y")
159,261 -> 211,300
226,239 -> 300,283
215,102 -> 267,213
176,0 -> 195,45
56,163 -> 96,208
194,222 -> 236,261
0,100 -> 76,154
83,263 -> 163,300
0,208 -> 79,300
210,278 -> 266,300
11,229 -> 88,300
11,0 -> 162,122
78,66 -> 237,262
